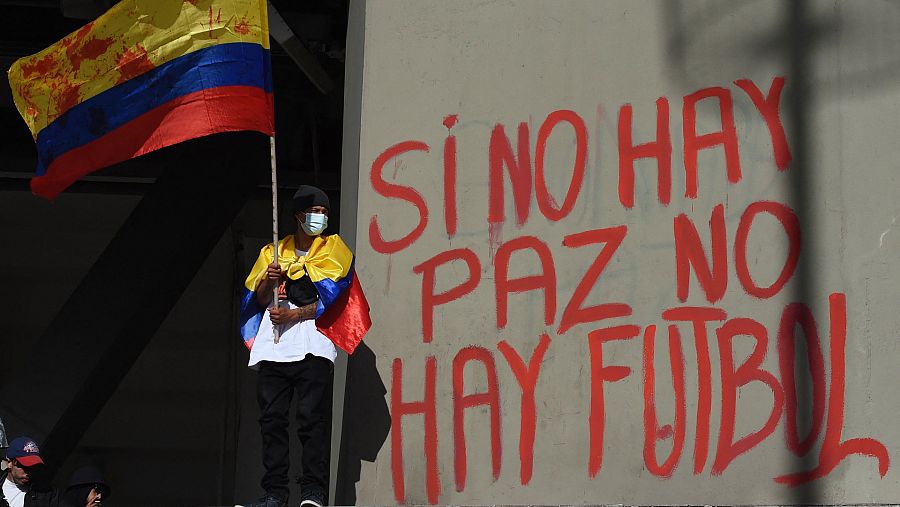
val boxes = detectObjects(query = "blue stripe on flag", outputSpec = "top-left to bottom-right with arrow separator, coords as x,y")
35,42 -> 272,176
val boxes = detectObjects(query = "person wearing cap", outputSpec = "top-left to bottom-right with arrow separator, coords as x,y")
1,436 -> 59,507
237,185 -> 366,507
61,465 -> 110,507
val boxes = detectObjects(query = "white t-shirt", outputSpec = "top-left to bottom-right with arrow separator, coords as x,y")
3,476 -> 26,507
247,249 -> 337,368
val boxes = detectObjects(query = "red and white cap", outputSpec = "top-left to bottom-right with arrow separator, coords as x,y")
6,436 -> 44,467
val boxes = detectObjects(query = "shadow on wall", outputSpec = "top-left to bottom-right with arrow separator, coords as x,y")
663,1 -> 900,504
334,342 -> 391,506
663,0 -> 900,97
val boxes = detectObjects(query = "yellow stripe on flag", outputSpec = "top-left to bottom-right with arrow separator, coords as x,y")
244,236 -> 354,292
7,0 -> 269,139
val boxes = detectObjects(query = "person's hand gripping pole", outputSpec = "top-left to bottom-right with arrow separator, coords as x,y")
265,262 -> 283,343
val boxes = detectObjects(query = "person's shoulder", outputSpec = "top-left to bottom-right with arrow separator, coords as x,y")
322,233 -> 347,245
259,236 -> 293,254
258,241 -> 274,255
28,481 -> 59,501
322,233 -> 354,253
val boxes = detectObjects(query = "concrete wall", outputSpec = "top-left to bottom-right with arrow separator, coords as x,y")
340,0 -> 900,504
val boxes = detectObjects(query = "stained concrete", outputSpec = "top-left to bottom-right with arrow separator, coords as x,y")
336,0 -> 900,505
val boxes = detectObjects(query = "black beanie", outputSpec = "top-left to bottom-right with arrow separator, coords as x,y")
293,185 -> 330,215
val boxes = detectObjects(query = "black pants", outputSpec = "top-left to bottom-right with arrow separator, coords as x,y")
257,355 -> 333,501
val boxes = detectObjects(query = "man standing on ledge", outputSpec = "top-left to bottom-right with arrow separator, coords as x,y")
237,185 -> 370,507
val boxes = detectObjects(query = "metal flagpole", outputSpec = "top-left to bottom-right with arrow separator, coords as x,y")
270,136 -> 281,344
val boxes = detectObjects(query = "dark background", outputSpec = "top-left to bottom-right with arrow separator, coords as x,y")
0,1 -> 375,505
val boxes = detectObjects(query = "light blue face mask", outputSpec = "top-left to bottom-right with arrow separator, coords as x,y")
301,212 -> 328,236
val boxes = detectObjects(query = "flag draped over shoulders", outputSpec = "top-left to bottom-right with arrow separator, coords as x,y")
240,234 -> 372,354
7,0 -> 274,200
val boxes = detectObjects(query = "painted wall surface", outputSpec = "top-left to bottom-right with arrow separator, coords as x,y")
343,0 -> 900,505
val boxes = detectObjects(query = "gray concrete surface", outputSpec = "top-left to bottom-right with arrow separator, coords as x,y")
336,0 -> 900,505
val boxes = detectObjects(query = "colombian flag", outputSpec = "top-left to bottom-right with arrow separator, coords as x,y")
240,234 -> 372,355
7,0 -> 274,200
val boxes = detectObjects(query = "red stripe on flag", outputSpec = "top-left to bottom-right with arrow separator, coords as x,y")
317,272 -> 372,355
32,85 -> 274,199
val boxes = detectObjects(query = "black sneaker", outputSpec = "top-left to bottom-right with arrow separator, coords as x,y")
299,488 -> 326,507
234,495 -> 287,507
